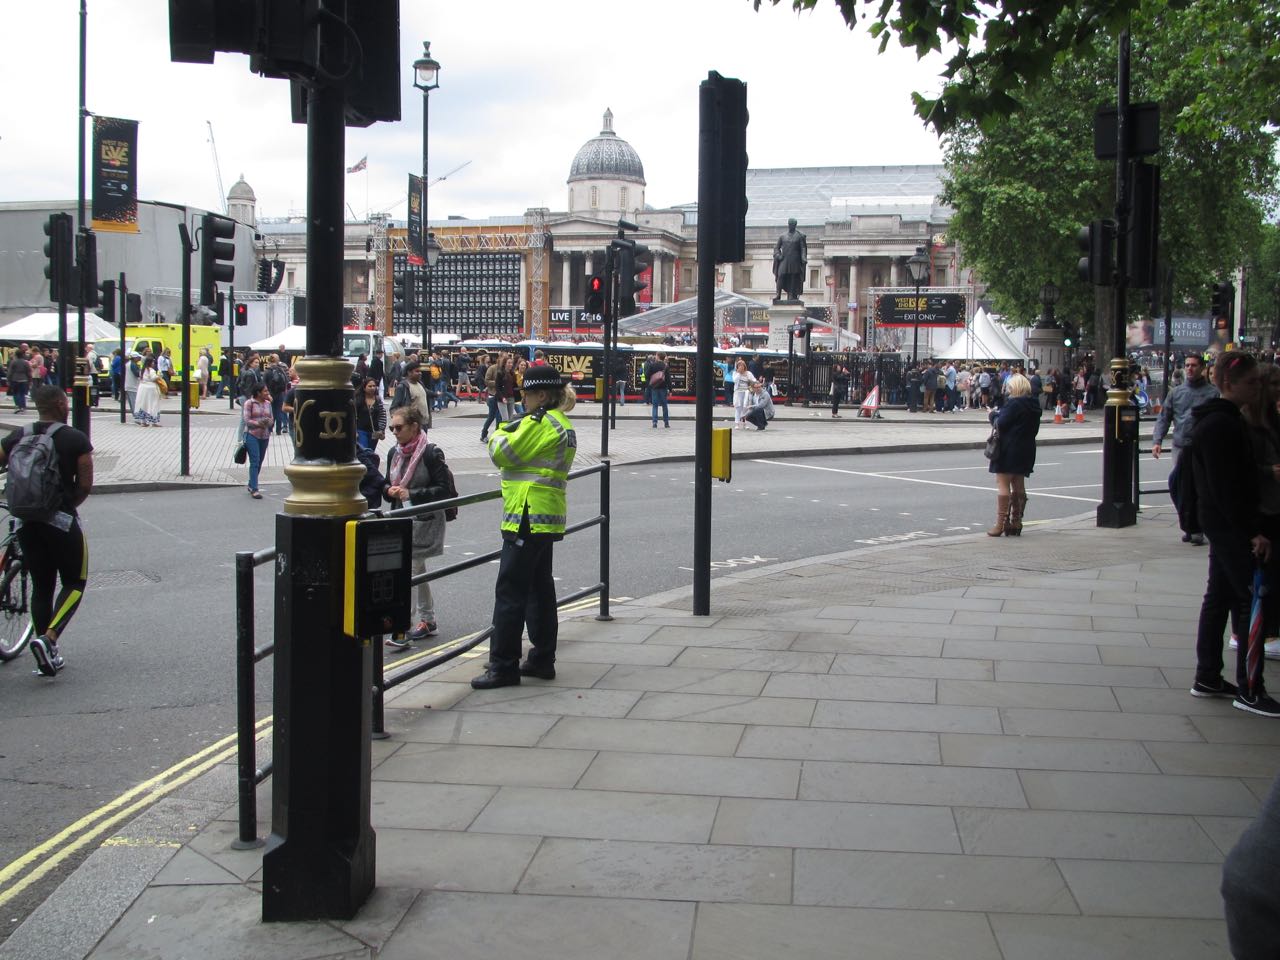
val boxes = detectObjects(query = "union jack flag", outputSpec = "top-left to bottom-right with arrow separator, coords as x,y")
345,156 -> 367,174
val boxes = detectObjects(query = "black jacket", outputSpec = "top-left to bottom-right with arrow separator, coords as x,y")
988,395 -> 1041,476
1190,398 -> 1261,541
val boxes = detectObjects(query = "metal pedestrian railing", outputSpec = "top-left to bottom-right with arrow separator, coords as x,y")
231,460 -> 612,847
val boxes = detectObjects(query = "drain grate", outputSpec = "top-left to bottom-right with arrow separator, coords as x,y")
92,569 -> 162,588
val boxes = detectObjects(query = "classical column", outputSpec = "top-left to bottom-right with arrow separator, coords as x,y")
890,257 -> 901,287
561,254 -> 571,307
848,258 -> 860,335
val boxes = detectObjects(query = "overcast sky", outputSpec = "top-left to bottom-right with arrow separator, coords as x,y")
2,0 -> 949,223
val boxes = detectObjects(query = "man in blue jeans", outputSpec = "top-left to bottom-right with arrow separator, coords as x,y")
645,352 -> 670,428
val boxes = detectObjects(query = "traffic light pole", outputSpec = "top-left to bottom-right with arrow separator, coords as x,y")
228,288 -> 237,411
599,245 -> 615,459
179,222 -> 194,477
118,273 -> 127,423
73,0 -> 89,440
693,78 -> 718,617
1097,30 -> 1138,529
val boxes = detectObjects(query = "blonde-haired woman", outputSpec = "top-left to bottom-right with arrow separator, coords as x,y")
987,373 -> 1041,536
732,359 -> 757,428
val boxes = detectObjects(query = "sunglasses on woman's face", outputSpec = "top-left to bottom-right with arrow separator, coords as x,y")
390,423 -> 410,433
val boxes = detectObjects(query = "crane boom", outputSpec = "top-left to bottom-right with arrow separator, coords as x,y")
207,120 -> 226,214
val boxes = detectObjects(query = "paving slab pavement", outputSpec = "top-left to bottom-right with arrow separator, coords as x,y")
2,502 -> 1277,960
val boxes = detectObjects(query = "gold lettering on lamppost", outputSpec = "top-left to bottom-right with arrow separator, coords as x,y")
318,411 -> 348,440
294,399 -> 314,446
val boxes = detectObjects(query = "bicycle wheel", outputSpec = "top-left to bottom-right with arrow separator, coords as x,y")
0,558 -> 33,662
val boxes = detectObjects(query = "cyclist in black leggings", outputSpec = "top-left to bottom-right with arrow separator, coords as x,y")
0,385 -> 93,677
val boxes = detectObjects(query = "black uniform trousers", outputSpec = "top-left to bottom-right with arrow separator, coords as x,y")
1196,534 -> 1258,693
488,532 -> 558,676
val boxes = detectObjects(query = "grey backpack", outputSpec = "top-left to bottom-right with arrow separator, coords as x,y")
5,423 -> 64,521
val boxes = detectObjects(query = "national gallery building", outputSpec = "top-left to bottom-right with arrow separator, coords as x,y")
255,109 -> 969,344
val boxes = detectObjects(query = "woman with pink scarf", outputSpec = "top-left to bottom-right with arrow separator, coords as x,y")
382,406 -> 452,647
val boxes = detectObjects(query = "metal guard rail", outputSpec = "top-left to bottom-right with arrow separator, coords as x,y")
232,460 -> 612,847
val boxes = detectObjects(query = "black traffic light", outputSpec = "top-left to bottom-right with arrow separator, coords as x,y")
214,291 -> 226,325
1127,161 -> 1159,289
792,321 -> 813,339
1061,321 -> 1078,348
98,280 -> 116,324
43,213 -> 73,303
257,258 -> 273,292
1211,281 -> 1235,323
585,274 -> 604,315
392,272 -> 409,313
126,292 -> 143,323
76,231 -> 99,308
234,303 -> 249,326
618,243 -> 650,318
199,213 -> 236,304
708,71 -> 748,265
1076,219 -> 1115,286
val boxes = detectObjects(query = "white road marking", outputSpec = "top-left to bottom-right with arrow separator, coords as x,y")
753,458 -> 1101,504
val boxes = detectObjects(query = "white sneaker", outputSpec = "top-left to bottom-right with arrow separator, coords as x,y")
1228,636 -> 1280,659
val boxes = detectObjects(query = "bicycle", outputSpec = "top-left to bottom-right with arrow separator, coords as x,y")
0,503 -> 32,661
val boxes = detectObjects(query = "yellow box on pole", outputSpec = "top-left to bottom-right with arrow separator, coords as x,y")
594,377 -> 605,401
711,426 -> 732,483
189,381 -> 201,409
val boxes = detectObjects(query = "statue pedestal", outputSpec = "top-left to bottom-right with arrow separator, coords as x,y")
768,302 -> 807,353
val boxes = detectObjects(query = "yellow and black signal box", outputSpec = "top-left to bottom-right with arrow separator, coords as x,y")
343,517 -> 413,639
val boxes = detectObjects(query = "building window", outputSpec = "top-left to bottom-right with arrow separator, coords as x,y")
809,268 -> 819,289
734,265 -> 752,289
682,265 -> 695,292
286,270 -> 296,289
590,186 -> 599,209
934,266 -> 947,286
620,187 -> 628,210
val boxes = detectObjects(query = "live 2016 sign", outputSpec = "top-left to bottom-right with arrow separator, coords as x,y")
875,293 -> 966,327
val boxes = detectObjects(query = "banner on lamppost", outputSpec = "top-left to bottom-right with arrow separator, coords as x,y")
91,116 -> 139,234
406,174 -> 424,266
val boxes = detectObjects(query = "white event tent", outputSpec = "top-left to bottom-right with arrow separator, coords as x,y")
0,311 -> 121,343
936,308 -> 1030,362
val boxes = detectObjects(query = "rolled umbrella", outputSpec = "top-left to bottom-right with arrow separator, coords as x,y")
1247,562 -> 1266,698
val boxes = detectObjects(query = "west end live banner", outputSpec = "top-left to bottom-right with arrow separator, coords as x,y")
91,116 -> 139,234
406,173 -> 424,265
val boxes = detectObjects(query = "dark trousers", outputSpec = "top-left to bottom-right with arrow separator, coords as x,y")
488,535 -> 557,675
1196,536 -> 1258,693
19,519 -> 87,640
744,408 -> 768,429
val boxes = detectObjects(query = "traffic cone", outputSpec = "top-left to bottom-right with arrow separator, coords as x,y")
1074,401 -> 1086,423
1053,403 -> 1065,425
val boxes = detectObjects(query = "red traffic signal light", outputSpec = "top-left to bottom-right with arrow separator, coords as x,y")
585,274 -> 604,315
234,303 -> 248,326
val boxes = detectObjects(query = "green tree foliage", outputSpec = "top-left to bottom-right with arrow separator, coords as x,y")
934,0 -> 1277,359
1245,223 -> 1280,343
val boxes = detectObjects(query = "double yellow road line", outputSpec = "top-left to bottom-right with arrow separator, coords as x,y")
0,593 -> 624,908
0,718 -> 273,908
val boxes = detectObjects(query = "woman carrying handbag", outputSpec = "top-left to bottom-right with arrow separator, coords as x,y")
985,373 -> 1041,536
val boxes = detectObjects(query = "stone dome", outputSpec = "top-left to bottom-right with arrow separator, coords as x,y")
227,175 -> 256,202
568,109 -> 645,185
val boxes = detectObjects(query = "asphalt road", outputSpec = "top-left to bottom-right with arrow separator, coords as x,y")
0,439 -> 1171,938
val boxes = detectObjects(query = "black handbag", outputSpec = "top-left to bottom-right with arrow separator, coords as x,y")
983,425 -> 1000,460
233,442 -> 248,465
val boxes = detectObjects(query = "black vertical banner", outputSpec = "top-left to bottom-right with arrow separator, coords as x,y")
406,174 -> 424,266
92,116 -> 139,233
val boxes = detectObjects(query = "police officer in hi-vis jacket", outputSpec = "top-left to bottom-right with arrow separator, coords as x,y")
471,363 -> 577,689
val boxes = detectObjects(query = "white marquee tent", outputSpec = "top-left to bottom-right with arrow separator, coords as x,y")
0,311 -> 121,343
936,308 -> 1030,362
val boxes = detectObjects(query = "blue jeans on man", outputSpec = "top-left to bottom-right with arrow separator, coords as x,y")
650,387 -> 670,427
10,382 -> 28,411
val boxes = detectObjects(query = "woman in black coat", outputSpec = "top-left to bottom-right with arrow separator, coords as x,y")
987,372 -> 1041,536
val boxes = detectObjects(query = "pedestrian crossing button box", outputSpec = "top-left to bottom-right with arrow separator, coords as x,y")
343,517 -> 412,639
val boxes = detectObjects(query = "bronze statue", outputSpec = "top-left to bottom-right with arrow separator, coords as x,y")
772,218 -> 807,303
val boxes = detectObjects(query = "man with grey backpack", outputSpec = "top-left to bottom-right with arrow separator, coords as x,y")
0,385 -> 94,677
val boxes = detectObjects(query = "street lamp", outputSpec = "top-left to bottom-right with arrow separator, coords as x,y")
905,246 -> 930,364
1038,280 -> 1060,327
413,41 -> 440,352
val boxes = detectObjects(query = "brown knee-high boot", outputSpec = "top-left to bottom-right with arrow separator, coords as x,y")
1007,494 -> 1024,535
988,494 -> 1011,537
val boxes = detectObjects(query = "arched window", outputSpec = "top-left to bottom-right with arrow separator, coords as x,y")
620,187 -> 628,211
590,186 -> 599,209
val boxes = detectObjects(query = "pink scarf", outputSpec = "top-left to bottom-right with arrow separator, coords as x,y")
390,428 -> 429,490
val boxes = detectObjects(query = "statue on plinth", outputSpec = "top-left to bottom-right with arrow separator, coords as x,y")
772,218 -> 807,303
